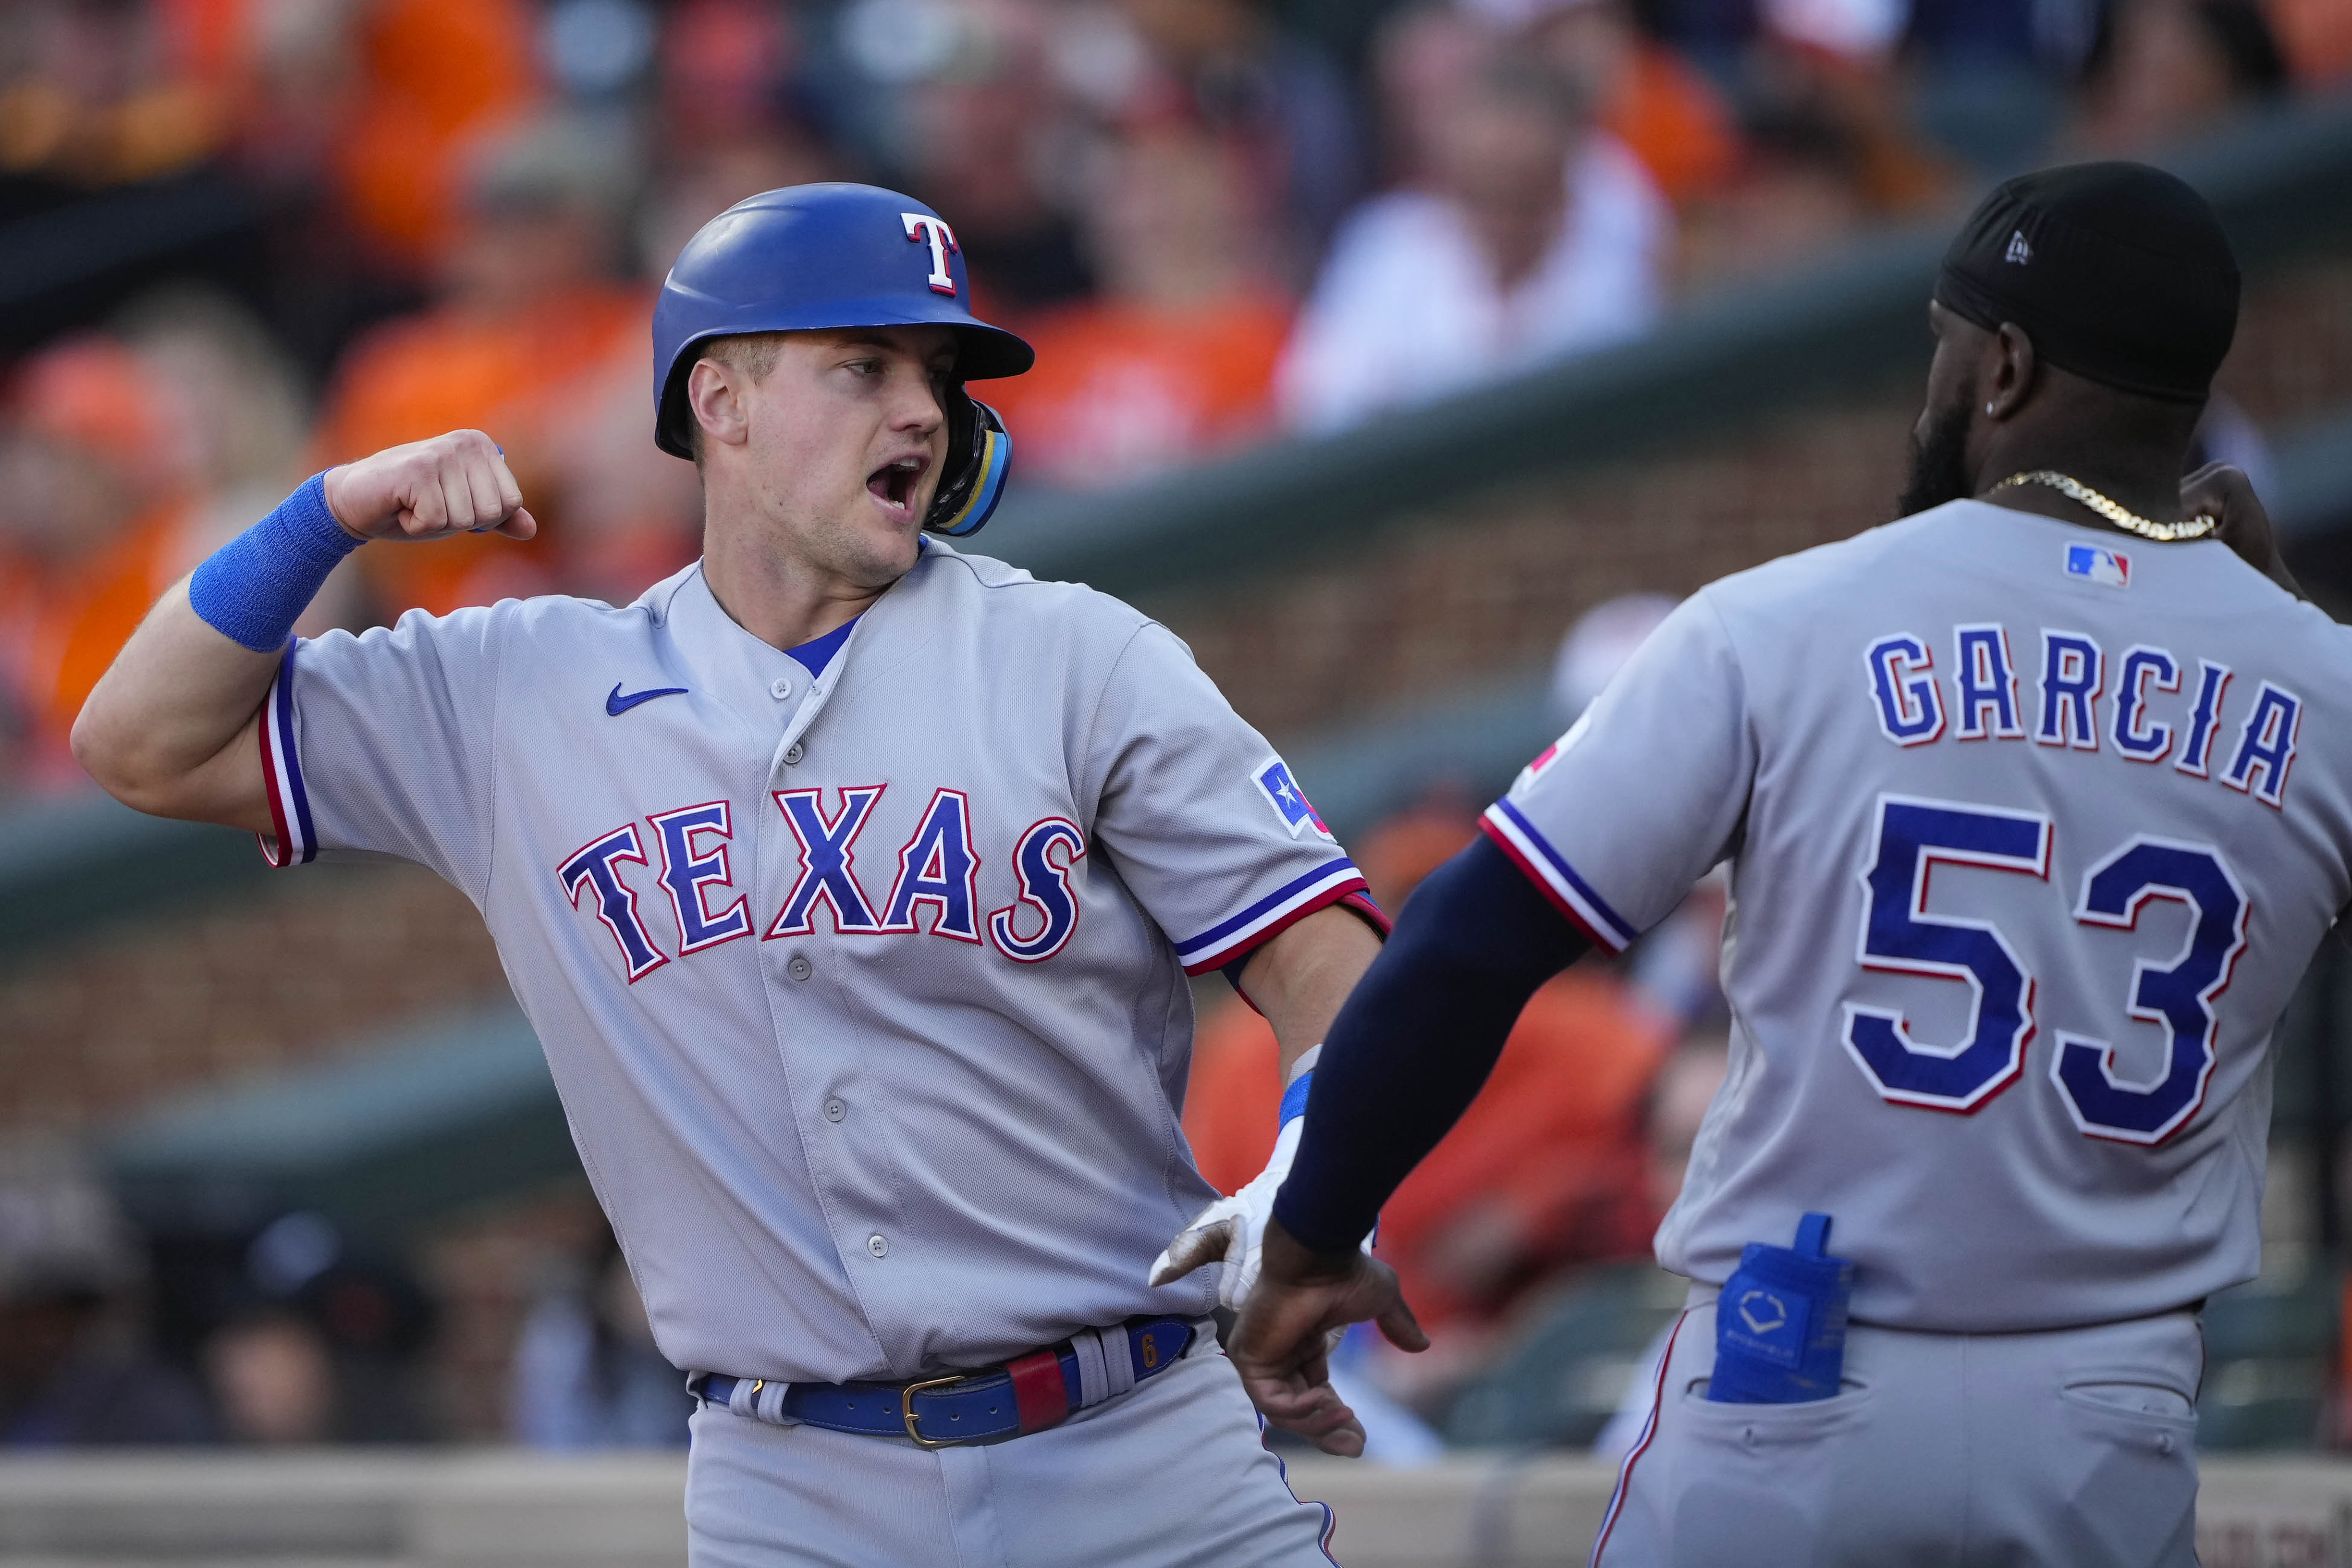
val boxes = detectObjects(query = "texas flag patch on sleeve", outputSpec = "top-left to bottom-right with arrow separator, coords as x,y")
2064,541 -> 2130,588
1255,757 -> 1334,840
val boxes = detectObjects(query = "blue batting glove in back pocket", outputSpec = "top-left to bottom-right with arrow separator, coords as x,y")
1705,1212 -> 1854,1404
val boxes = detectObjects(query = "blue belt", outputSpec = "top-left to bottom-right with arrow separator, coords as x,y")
693,1316 -> 1196,1448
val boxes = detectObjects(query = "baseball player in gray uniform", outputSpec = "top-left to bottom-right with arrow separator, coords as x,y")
74,184 -> 1387,1566
1202,163 -> 2332,1565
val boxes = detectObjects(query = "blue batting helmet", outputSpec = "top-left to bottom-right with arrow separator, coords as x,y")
651,183 -> 1034,536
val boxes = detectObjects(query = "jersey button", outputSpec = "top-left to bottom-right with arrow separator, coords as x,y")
771,678 -> 792,700
787,955 -> 814,982
866,1234 -> 888,1259
783,742 -> 805,767
823,1097 -> 846,1123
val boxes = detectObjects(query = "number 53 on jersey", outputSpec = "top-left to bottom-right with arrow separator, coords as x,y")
1846,794 -> 2248,1146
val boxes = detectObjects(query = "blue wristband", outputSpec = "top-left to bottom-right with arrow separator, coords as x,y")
1278,1069 -> 1314,1127
188,472 -> 362,652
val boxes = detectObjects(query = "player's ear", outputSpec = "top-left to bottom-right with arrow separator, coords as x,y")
687,358 -> 752,453
1984,323 -> 2037,422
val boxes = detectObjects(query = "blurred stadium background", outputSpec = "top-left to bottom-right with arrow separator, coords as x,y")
0,0 -> 2350,1560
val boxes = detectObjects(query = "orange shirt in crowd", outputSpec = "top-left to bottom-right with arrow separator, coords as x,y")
1606,43 -> 1740,206
312,286 -> 644,617
984,296 -> 1292,490
1184,970 -> 1672,1331
0,339 -> 208,785
333,0 -> 540,268
0,502 -> 201,787
2270,0 -> 2352,84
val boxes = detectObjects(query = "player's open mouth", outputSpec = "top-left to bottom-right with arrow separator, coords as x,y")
868,454 -> 928,516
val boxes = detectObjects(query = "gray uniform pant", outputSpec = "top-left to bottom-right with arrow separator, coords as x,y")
685,1342 -> 1337,1567
1592,1290 -> 2203,1568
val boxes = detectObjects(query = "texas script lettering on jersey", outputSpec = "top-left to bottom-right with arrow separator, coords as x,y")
1862,625 -> 2300,807
556,788 -> 1087,982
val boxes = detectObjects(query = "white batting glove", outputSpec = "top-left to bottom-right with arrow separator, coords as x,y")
1150,1048 -> 1372,1312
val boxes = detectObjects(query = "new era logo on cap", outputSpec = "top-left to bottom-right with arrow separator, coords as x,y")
1254,757 -> 1332,841
2006,229 -> 2032,264
2065,541 -> 2130,588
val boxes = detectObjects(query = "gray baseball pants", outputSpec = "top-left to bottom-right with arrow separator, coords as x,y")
685,1340 -> 1338,1567
1592,1289 -> 2203,1567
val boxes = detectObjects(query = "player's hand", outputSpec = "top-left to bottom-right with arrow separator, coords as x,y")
1226,1220 -> 1426,1459
323,429 -> 538,543
1151,1117 -> 1295,1310
2183,461 -> 2299,598
1150,1114 -> 1376,1311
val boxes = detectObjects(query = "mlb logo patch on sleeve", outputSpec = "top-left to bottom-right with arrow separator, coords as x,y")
1255,757 -> 1333,840
2064,542 -> 2130,588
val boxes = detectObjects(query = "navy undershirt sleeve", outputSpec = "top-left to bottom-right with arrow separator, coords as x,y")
1272,833 -> 1593,1255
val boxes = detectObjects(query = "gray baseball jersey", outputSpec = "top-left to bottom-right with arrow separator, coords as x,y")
1485,500 -> 2349,1333
254,540 -> 1377,1383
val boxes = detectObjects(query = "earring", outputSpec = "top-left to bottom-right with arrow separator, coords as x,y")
1986,402 -> 1996,414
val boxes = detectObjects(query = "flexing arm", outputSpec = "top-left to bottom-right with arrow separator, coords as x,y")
72,431 -> 533,831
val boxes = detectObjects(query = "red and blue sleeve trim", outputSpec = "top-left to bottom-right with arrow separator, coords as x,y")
1174,855 -> 1374,976
1479,799 -> 1638,953
256,636 -> 317,868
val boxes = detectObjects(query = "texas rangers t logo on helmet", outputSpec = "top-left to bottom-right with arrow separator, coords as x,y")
903,214 -> 960,296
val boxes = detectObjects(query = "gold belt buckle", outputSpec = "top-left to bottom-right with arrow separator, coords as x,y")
901,1372 -> 971,1448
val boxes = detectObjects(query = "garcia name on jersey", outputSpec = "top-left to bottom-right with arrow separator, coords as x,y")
1864,623 -> 2298,808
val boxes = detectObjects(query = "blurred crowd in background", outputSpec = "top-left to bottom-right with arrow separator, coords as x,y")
0,0 -> 2347,793
0,0 -> 2346,1453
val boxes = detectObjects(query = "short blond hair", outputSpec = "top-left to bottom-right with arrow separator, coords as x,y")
686,332 -> 785,463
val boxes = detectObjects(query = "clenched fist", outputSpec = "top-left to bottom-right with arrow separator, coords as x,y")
322,429 -> 537,543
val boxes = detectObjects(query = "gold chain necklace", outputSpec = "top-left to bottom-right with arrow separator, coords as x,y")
1992,471 -> 2216,543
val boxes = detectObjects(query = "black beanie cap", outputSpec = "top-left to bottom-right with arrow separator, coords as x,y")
1933,161 -> 2241,405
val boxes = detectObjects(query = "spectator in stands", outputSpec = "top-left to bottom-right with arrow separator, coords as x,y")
2266,0 -> 2352,84
1367,4 -> 1492,188
202,1211 -> 439,1444
0,296 -> 355,797
2072,0 -> 2291,157
984,122 -> 1293,490
204,1305 -> 338,1444
0,1137 -> 212,1446
0,0 -> 233,189
323,0 -> 543,276
1185,796 -> 1672,1402
311,113 -> 641,619
1672,3 -> 1955,290
510,1222 -> 691,1449
1113,0 -> 1370,283
1676,107 -> 1878,288
1277,54 -> 1665,433
654,0 -> 805,159
887,0 -> 1095,320
1901,0 -> 2091,174
1466,0 -> 1742,207
0,336 -> 201,792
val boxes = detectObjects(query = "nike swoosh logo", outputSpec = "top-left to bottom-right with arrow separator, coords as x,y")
606,683 -> 690,716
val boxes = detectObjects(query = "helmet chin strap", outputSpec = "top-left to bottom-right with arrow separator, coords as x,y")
922,385 -> 1013,539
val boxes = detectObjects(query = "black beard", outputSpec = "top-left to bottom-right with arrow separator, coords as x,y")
1897,398 -> 1974,518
